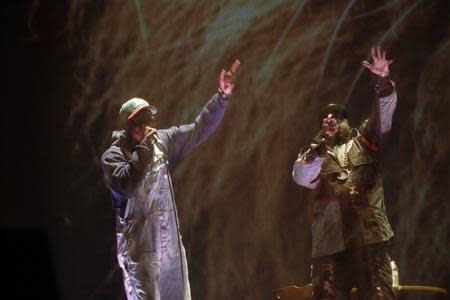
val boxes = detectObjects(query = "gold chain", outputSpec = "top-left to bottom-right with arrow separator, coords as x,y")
334,140 -> 352,168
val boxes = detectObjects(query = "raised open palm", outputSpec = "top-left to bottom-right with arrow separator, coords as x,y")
219,59 -> 241,96
362,47 -> 393,77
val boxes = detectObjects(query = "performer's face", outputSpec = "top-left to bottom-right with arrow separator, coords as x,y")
128,109 -> 155,142
129,123 -> 147,142
322,114 -> 350,141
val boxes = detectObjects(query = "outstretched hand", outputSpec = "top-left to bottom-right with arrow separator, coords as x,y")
361,47 -> 393,77
219,59 -> 241,97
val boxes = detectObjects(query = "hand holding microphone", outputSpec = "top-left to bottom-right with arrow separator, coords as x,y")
144,127 -> 157,144
308,129 -> 328,158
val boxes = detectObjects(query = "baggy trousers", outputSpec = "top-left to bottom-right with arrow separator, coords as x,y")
312,242 -> 396,300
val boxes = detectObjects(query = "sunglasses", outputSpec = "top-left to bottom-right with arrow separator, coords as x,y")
131,110 -> 155,126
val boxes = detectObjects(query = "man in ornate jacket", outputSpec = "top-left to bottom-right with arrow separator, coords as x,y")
101,60 -> 240,300
292,48 -> 397,300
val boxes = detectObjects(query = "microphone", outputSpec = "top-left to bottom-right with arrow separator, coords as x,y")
308,131 -> 327,157
311,130 -> 326,149
145,127 -> 160,144
310,138 -> 325,149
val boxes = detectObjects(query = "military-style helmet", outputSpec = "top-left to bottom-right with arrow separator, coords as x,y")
320,103 -> 348,122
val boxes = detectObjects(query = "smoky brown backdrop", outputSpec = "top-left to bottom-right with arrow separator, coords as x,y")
48,1 -> 450,299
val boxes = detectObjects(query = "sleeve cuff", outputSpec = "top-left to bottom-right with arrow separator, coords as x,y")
372,75 -> 395,98
217,88 -> 230,100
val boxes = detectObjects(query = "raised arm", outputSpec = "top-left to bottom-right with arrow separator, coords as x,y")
361,47 -> 397,149
158,60 -> 241,165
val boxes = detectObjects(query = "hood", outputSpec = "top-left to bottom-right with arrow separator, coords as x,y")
111,130 -> 130,148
